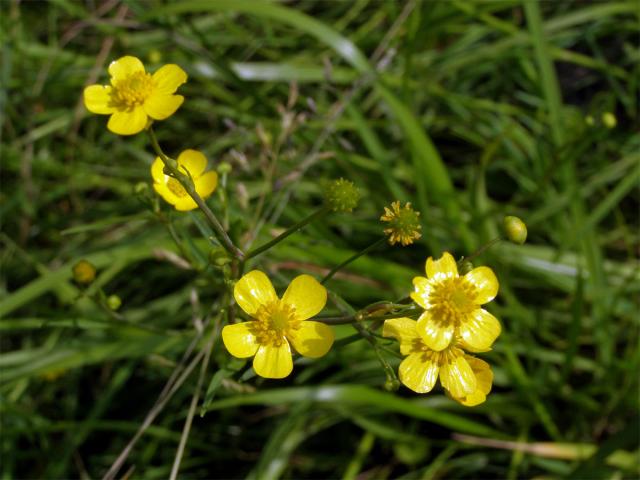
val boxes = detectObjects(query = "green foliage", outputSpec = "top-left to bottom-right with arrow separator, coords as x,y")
1,1 -> 638,479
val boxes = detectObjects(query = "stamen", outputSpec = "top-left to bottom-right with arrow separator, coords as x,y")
110,71 -> 154,109
250,301 -> 300,346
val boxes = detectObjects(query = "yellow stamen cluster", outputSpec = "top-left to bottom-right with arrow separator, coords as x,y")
111,71 -> 155,109
425,277 -> 477,327
251,301 -> 300,346
380,201 -> 422,246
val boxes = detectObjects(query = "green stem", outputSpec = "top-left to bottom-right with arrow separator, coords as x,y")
459,236 -> 502,265
315,306 -> 419,325
147,127 -> 244,260
245,207 -> 328,260
321,236 -> 387,285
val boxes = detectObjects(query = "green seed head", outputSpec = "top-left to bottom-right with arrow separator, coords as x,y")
323,178 -> 361,213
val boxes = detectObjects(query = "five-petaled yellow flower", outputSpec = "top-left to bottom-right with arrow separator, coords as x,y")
151,150 -> 218,211
222,271 -> 335,379
84,56 -> 187,135
411,252 -> 500,352
383,317 -> 493,405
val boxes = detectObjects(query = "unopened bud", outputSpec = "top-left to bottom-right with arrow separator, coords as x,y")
107,294 -> 122,311
503,216 -> 528,245
602,112 -> 617,129
384,377 -> 400,392
72,260 -> 96,285
209,248 -> 231,267
134,182 -> 149,195
217,162 -> 232,175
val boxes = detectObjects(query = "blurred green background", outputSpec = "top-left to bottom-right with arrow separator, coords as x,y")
1,0 -> 639,478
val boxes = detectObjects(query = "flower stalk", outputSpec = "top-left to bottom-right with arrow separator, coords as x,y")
244,206 -> 329,260
147,127 -> 244,260
321,236 -> 387,285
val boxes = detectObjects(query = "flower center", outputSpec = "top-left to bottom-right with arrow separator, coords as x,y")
166,177 -> 188,197
412,338 -> 462,364
251,301 -> 300,346
425,277 -> 477,327
111,71 -> 154,109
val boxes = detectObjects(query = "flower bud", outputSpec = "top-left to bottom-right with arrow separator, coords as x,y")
602,112 -> 617,129
384,377 -> 400,392
503,216 -> 527,245
322,178 -> 361,213
72,260 -> 96,284
217,162 -> 232,175
209,248 -> 231,267
107,294 -> 122,311
134,182 -> 149,195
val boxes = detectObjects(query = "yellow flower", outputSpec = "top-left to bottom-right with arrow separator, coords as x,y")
151,150 -> 218,211
83,56 -> 187,135
383,317 -> 493,405
380,201 -> 422,246
410,252 -> 500,352
222,271 -> 334,379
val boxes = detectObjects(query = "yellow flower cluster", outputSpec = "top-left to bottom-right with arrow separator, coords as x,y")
383,252 -> 500,406
84,56 -> 218,211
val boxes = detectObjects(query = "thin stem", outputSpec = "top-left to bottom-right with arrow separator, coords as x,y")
315,307 -> 419,325
321,236 -> 387,285
460,236 -> 502,265
245,207 -> 328,260
169,319 -> 220,480
147,127 -> 244,260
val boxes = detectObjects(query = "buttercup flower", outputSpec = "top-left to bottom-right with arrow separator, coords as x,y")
411,252 -> 500,352
222,271 -> 334,379
383,317 -> 493,405
151,150 -> 218,211
380,201 -> 422,246
84,56 -> 187,135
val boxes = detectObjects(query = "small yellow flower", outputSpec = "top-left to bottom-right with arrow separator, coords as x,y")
383,317 -> 493,405
83,56 -> 187,135
411,252 -> 501,352
151,150 -> 218,211
380,201 -> 422,246
222,271 -> 334,379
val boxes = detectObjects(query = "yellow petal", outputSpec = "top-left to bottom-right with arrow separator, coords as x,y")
107,108 -> 148,135
253,342 -> 293,379
174,197 -> 198,211
288,321 -> 334,358
152,64 -> 188,94
221,322 -> 260,358
416,311 -> 454,351
143,93 -> 183,120
108,56 -> 145,82
282,274 -> 327,320
195,171 -> 218,199
453,356 -> 493,407
83,85 -> 115,114
425,252 -> 458,280
153,183 -> 179,206
440,355 -> 477,398
464,266 -> 499,304
234,270 -> 277,316
151,157 -> 167,184
177,149 -> 207,178
398,353 -> 439,393
410,276 -> 431,309
382,317 -> 420,355
458,308 -> 501,352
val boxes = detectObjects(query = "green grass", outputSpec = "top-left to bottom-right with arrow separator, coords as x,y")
1,1 -> 639,479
